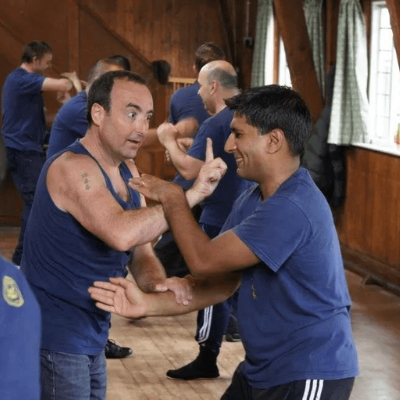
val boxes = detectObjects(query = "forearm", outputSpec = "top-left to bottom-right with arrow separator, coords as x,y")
164,142 -> 203,180
143,274 -> 239,317
160,191 -> 213,276
130,246 -> 167,293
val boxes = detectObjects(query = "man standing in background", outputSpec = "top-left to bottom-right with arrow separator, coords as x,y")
1,41 -> 76,265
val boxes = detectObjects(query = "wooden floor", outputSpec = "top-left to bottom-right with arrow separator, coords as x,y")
1,226 -> 400,400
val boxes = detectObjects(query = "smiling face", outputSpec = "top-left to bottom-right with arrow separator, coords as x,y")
97,79 -> 153,161
225,114 -> 267,182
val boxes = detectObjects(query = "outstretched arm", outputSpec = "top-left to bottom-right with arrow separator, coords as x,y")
89,272 -> 240,319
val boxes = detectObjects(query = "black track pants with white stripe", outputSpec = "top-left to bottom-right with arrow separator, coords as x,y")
221,362 -> 355,400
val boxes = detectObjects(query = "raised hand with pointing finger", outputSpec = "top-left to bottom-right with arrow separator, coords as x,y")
129,138 -> 227,204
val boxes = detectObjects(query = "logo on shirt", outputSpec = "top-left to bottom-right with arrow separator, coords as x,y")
2,276 -> 24,307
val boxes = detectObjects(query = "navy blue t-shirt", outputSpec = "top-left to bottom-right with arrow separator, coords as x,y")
1,68 -> 46,152
22,141 -> 141,355
47,91 -> 88,158
0,254 -> 41,399
222,167 -> 359,388
169,82 -> 210,190
188,107 -> 253,227
169,82 -> 209,125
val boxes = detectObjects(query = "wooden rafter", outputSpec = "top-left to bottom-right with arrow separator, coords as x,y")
386,0 -> 400,67
273,0 -> 323,123
77,1 -> 152,69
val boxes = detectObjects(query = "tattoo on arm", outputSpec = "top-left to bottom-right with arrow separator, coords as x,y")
81,172 -> 90,190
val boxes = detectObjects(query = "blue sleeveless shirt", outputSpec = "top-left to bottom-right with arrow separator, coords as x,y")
21,141 -> 141,355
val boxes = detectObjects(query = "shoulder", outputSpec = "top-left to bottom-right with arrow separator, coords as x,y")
48,151 -> 105,190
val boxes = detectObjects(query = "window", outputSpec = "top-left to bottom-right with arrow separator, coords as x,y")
278,39 -> 292,87
367,1 -> 400,151
263,15 -> 292,87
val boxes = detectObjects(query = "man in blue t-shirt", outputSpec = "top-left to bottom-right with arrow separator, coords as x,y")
1,41 -> 75,265
0,253 -> 41,400
91,85 -> 359,400
156,60 -> 253,381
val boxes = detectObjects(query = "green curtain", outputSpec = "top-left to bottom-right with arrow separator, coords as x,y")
328,0 -> 370,145
305,0 -> 325,96
251,0 -> 273,87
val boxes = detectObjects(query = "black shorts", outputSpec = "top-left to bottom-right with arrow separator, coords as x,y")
221,363 -> 355,400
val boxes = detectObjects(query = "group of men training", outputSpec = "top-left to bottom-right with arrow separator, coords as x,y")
1,39 -> 359,400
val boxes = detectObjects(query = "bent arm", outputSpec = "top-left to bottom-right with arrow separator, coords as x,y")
160,189 -> 260,277
128,242 -> 167,292
47,153 -> 212,252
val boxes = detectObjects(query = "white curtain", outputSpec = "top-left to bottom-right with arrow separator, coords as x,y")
304,0 -> 325,95
251,0 -> 274,87
328,0 -> 370,145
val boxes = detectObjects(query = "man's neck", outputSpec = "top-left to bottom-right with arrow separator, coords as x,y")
214,89 -> 240,115
20,63 -> 36,73
259,159 -> 300,200
80,133 -> 122,172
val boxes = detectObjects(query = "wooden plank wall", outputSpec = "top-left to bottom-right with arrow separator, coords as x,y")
0,0 -> 257,224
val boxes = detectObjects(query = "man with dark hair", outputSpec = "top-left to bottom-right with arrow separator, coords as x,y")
157,60 -> 252,380
47,58 -> 136,360
21,70 -> 226,400
1,40 -> 75,265
90,85 -> 359,400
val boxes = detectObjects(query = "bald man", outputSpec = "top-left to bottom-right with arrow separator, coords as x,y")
47,58 -> 124,158
157,60 -> 253,380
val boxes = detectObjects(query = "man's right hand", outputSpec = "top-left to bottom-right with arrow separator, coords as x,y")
157,123 -> 178,147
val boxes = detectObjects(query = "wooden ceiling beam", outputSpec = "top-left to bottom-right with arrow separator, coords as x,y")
273,0 -> 323,123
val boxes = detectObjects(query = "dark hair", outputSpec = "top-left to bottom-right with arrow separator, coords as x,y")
195,42 -> 225,72
225,85 -> 312,157
87,70 -> 146,126
86,59 -> 124,86
21,41 -> 53,63
105,55 -> 131,71
151,60 -> 171,85
207,67 -> 237,89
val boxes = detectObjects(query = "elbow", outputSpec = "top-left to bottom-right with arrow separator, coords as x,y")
188,260 -> 214,278
179,168 -> 196,181
106,235 -> 133,253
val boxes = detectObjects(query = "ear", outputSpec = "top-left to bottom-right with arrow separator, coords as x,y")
32,56 -> 39,65
265,129 -> 284,154
210,80 -> 218,95
91,103 -> 106,127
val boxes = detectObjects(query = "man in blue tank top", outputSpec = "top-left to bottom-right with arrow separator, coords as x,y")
1,41 -> 76,266
157,60 -> 252,381
46,58 -> 139,360
21,70 -> 227,400
90,85 -> 359,400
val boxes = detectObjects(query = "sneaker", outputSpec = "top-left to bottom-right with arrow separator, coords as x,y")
166,347 -> 219,380
225,332 -> 241,342
105,339 -> 133,359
